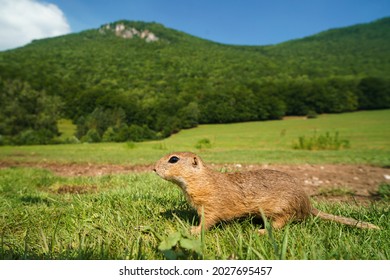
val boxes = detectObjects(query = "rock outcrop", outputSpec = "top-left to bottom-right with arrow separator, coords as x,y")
99,23 -> 159,42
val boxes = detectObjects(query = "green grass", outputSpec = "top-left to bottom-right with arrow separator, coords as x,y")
0,110 -> 390,166
0,168 -> 388,260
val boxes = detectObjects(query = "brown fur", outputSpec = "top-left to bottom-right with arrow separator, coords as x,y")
154,152 -> 380,234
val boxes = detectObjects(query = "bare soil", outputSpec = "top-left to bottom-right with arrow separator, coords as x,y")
1,160 -> 389,203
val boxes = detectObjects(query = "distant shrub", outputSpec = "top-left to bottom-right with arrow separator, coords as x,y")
126,141 -> 136,149
307,110 -> 318,119
81,128 -> 101,143
128,124 -> 157,142
14,129 -> 57,145
292,131 -> 350,150
102,126 -> 117,142
195,138 -> 212,149
63,136 -> 80,144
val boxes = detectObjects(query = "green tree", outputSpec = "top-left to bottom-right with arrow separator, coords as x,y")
0,79 -> 62,145
358,77 -> 390,109
177,102 -> 200,128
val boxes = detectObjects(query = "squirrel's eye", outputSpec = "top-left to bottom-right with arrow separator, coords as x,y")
168,156 -> 180,164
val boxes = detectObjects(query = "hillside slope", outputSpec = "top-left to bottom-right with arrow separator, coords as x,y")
263,17 -> 390,77
0,18 -> 389,144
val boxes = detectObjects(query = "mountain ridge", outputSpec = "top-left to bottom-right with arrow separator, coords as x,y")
19,16 -> 388,50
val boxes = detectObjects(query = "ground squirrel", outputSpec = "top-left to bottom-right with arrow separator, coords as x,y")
154,152 -> 380,234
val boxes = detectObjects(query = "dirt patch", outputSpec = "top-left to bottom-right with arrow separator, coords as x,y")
0,161 -> 152,176
1,160 -> 389,203
226,163 -> 390,204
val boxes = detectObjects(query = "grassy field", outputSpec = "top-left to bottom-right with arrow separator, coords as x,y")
0,110 -> 389,166
0,168 -> 388,260
0,110 -> 389,260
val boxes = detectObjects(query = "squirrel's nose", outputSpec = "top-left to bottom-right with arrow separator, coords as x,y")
153,168 -> 156,172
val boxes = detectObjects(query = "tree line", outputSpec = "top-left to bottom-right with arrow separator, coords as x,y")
72,76 -> 390,144
1,75 -> 388,145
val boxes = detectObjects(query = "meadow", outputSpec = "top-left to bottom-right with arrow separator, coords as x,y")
1,109 -> 389,166
0,110 -> 389,259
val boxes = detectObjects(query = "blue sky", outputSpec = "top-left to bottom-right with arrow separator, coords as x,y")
50,0 -> 390,45
0,0 -> 389,50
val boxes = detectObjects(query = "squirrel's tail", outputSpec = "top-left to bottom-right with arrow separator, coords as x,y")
311,208 -> 380,230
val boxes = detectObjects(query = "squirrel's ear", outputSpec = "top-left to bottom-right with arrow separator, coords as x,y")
192,157 -> 198,167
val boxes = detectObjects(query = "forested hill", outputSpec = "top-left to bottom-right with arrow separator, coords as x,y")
263,17 -> 390,77
0,17 -> 389,145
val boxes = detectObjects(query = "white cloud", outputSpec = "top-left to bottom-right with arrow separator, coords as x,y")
0,0 -> 71,51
